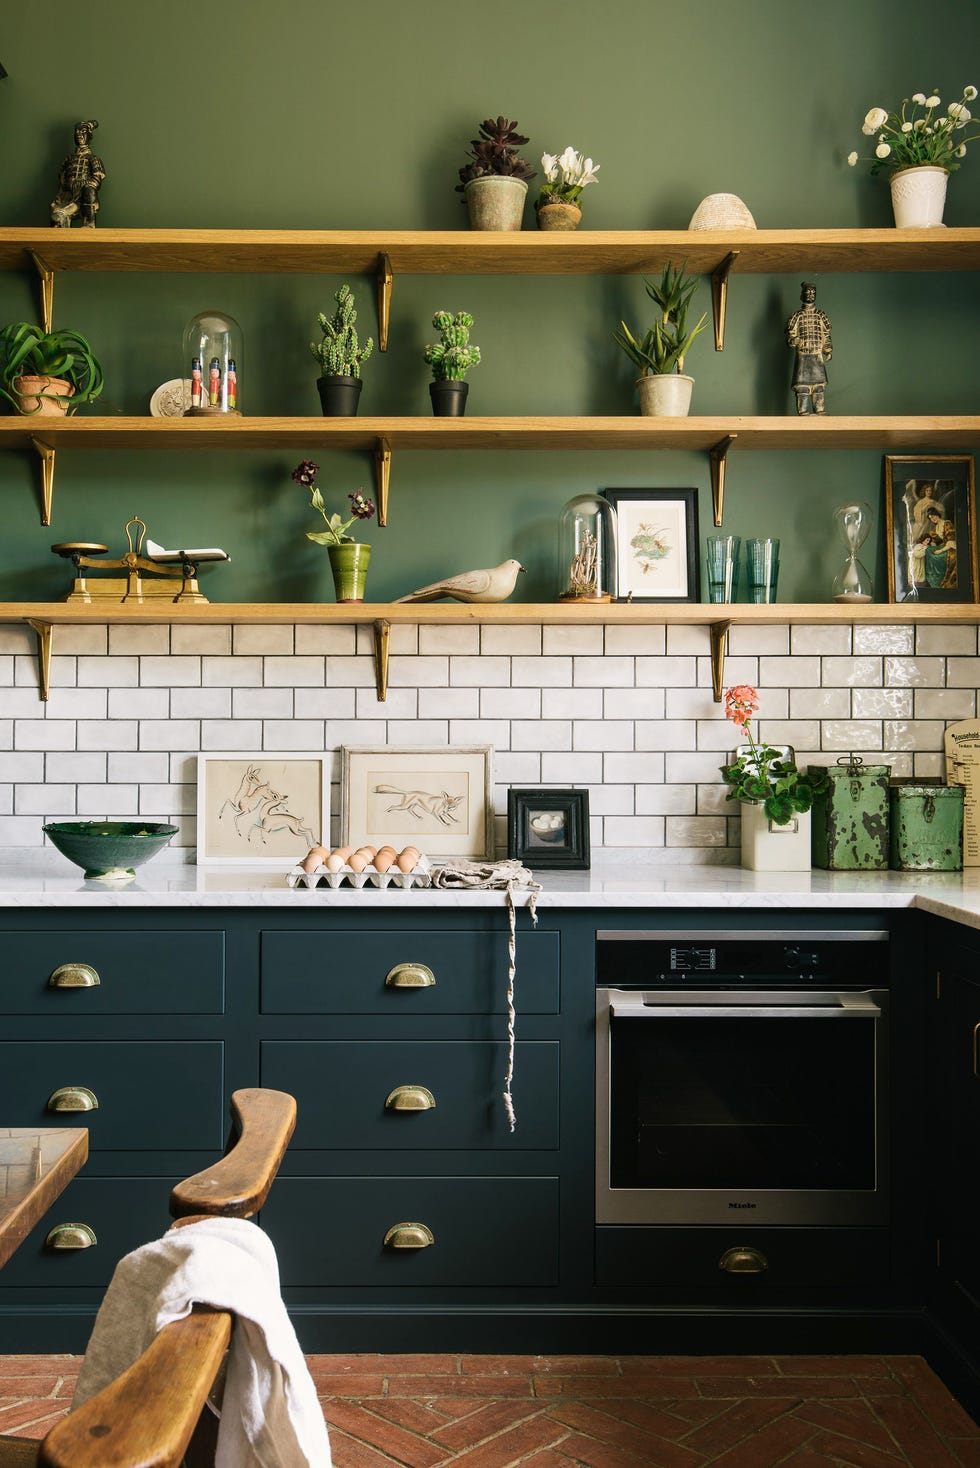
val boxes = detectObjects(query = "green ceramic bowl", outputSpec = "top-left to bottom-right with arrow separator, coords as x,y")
42,821 -> 179,880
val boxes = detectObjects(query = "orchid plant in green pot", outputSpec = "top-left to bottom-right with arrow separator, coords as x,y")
292,459 -> 376,603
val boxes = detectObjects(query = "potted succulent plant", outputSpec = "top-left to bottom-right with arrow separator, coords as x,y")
613,262 -> 708,416
310,285 -> 374,416
535,147 -> 600,231
0,322 -> 104,416
292,459 -> 376,602
456,116 -> 536,231
423,310 -> 481,416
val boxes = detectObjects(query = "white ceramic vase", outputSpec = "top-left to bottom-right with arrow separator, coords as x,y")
637,373 -> 694,417
889,166 -> 949,229
740,802 -> 812,872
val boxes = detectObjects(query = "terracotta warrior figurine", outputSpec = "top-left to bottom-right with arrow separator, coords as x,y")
786,281 -> 832,415
50,120 -> 106,228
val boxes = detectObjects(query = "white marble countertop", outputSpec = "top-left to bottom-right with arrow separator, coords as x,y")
1,861 -> 980,930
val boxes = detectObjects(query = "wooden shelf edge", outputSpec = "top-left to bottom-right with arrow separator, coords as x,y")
4,601 -> 978,626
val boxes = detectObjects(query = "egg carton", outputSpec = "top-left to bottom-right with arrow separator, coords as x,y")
286,853 -> 433,892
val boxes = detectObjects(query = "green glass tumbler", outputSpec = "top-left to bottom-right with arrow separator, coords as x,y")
746,537 -> 779,603
706,535 -> 741,603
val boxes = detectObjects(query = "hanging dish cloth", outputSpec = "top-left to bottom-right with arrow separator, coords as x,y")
430,859 -> 542,1131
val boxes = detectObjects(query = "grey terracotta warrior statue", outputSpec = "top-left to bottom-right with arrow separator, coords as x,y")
51,120 -> 106,228
786,281 -> 832,415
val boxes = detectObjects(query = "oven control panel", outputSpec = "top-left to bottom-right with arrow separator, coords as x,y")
596,930 -> 889,988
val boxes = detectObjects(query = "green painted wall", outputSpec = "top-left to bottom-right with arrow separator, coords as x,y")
0,0 -> 978,604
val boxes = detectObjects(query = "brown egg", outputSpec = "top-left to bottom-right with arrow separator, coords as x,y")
396,847 -> 420,873
377,845 -> 397,861
301,845 -> 328,874
324,852 -> 346,873
334,846 -> 354,860
355,845 -> 377,861
373,850 -> 395,874
347,851 -> 369,873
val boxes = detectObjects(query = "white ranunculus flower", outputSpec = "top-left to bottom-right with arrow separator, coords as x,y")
966,86 -> 978,101
876,142 -> 892,158
862,106 -> 888,134
901,121 -> 913,132
949,101 -> 972,125
541,153 -> 559,182
926,95 -> 941,108
957,143 -> 968,157
912,93 -> 927,105
914,118 -> 926,130
847,151 -> 859,166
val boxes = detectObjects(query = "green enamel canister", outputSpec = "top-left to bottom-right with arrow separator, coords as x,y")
889,779 -> 964,871
810,757 -> 891,870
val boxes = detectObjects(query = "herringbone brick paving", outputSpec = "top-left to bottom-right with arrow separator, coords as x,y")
0,1353 -> 978,1465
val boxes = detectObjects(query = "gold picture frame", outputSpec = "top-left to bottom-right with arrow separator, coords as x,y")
883,455 -> 978,604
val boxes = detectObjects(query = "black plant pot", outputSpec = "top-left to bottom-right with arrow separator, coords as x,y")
316,375 -> 363,416
429,381 -> 469,417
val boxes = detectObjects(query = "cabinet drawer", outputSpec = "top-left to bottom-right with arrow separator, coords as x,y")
0,932 -> 224,1014
0,1177 -> 171,1287
265,1177 -> 559,1287
0,1042 -> 224,1150
261,930 -> 559,1014
261,1040 -> 559,1149
595,1227 -> 890,1289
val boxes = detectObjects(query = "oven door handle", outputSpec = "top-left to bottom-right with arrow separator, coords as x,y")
609,994 -> 882,1019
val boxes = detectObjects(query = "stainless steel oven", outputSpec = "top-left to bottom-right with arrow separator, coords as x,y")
596,930 -> 889,1227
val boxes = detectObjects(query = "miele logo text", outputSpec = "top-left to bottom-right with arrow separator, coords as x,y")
728,1202 -> 756,1209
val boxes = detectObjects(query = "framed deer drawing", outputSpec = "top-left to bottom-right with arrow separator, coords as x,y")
196,753 -> 329,866
341,746 -> 494,860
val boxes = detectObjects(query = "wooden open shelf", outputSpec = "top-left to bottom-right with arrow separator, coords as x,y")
6,599 -> 978,707
6,416 -> 980,530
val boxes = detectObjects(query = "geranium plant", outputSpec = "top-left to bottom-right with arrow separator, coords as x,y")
848,86 -> 980,174
292,460 -> 375,545
537,147 -> 600,210
720,684 -> 828,826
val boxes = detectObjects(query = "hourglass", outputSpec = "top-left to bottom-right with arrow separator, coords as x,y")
832,501 -> 873,603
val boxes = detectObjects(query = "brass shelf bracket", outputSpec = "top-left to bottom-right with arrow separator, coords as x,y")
708,433 -> 737,526
31,437 -> 56,526
375,435 -> 391,526
377,252 -> 393,353
28,618 -> 53,702
710,250 -> 739,352
29,251 -> 55,332
709,619 -> 732,703
374,617 -> 390,702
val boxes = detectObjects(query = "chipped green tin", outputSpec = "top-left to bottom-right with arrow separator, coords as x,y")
810,758 -> 891,871
888,780 -> 964,872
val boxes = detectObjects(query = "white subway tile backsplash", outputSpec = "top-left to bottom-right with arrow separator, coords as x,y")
143,720 -> 202,750
763,721 -> 822,750
791,625 -> 852,655
574,655 -> 633,687
635,720 -> 697,751
264,656 -> 324,687
236,688 -> 296,720
885,657 -> 944,687
884,720 -> 946,751
42,688 -> 108,720
324,656 -> 382,687
481,625 -> 541,656
853,687 -> 913,719
449,656 -> 510,687
76,784 -> 139,815
419,625 -> 481,656
47,752 -> 106,783
295,625 -> 357,655
49,626 -> 108,655
543,625 -> 604,655
666,816 -> 727,847
635,656 -> 696,687
540,752 -> 602,784
15,654 -> 73,689
605,751 -> 666,783
262,721 -> 326,749
494,752 -> 542,783
605,688 -> 665,719
418,688 -> 479,720
0,785 -> 10,813
665,751 -> 730,784
0,723 -> 12,751
759,655 -> 820,686
1,689 -> 46,718
232,625 -> 294,655
913,753 -> 945,778
0,627 -> 34,654
604,625 -> 666,655
821,655 -> 882,688
1,816 -> 45,844
637,784 -> 696,815
139,782 -> 195,815
482,688 -> 542,719
78,655 -> 138,688
945,657 -> 980,688
294,689 -> 357,719
603,815 -> 666,846
389,656 -> 449,687
666,626 -> 709,654
574,720 -> 633,751
78,721 -> 138,751
512,720 -> 570,751
323,720 -> 387,746
14,722 -> 76,751
140,656 -> 201,687
0,753 -> 44,781
108,688 -> 169,720
386,721 -> 452,745
447,720 -> 508,747
513,656 -> 572,687
171,625 -> 232,656
790,687 -> 850,718
108,752 -> 170,784
917,625 -> 977,656
821,720 -> 883,750
914,688 -> 976,719
588,783 -> 635,815
109,626 -> 170,655
356,687 -> 417,719
203,657 -> 264,688
171,688 -> 233,719
853,625 -> 914,655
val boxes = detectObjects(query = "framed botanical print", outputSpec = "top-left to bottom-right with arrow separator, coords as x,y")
602,488 -> 700,602
196,753 -> 329,866
341,746 -> 494,859
883,455 -> 978,604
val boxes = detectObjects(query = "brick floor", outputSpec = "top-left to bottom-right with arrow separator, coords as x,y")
0,1353 -> 977,1464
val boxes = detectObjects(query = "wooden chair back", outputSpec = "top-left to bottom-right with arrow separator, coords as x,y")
0,1087 -> 296,1468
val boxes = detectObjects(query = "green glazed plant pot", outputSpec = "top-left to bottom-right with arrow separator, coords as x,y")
328,542 -> 371,603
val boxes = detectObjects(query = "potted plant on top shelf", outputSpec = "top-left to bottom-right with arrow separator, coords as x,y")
310,284 -> 374,416
0,322 -> 104,416
456,116 -> 536,231
613,262 -> 708,416
847,84 -> 980,228
423,310 -> 481,416
535,146 -> 600,231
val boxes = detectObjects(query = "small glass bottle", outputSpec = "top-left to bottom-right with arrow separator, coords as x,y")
557,494 -> 618,602
832,501 -> 873,603
182,310 -> 243,416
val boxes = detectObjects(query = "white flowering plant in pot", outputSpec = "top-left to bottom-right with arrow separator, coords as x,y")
537,148 -> 600,210
847,86 -> 980,174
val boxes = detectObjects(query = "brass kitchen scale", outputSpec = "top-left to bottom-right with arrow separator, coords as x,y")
52,515 -> 230,604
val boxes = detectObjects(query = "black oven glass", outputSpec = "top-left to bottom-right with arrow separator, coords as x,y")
609,1014 -> 876,1191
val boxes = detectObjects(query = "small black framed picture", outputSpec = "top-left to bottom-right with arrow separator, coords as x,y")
601,488 -> 700,602
883,455 -> 978,604
507,789 -> 590,870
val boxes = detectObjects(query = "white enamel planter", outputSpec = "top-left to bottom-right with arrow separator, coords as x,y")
889,166 -> 949,229
740,802 -> 812,872
637,373 -> 694,417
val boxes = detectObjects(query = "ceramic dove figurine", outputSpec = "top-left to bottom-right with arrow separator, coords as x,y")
396,559 -> 525,604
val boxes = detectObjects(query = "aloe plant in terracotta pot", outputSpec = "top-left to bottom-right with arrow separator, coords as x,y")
0,322 -> 104,416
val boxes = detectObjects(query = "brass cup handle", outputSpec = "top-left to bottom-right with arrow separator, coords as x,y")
385,963 -> 435,989
383,1222 -> 434,1250
719,1245 -> 768,1275
48,963 -> 100,989
385,1085 -> 436,1112
46,1086 -> 99,1113
45,1222 -> 97,1251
